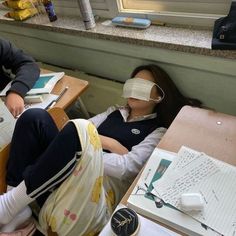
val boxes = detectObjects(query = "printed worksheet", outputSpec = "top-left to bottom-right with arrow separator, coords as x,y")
0,99 -> 16,150
153,146 -> 236,235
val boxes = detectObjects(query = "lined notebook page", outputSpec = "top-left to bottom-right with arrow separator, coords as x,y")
153,146 -> 236,235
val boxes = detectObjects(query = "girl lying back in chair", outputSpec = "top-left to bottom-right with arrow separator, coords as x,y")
0,64 -> 201,235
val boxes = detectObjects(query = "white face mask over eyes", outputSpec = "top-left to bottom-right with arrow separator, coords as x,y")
122,78 -> 165,102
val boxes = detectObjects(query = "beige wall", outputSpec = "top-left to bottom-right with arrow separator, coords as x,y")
0,22 -> 236,115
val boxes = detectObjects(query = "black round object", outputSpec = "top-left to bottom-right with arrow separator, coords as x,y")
110,207 -> 139,236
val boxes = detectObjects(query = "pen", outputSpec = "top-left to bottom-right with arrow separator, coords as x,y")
45,86 -> 68,110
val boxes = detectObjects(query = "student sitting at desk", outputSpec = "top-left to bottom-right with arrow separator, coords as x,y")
0,38 -> 40,117
0,64 -> 201,235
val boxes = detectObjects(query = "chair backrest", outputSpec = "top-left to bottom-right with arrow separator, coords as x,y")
0,144 -> 10,193
48,107 -> 69,130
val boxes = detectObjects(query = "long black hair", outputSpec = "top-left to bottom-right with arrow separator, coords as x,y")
131,64 -> 202,128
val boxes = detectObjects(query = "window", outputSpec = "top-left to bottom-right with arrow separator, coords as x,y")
52,0 -> 231,27
53,0 -> 80,16
120,0 -> 230,15
115,0 -> 232,27
53,0 -> 116,18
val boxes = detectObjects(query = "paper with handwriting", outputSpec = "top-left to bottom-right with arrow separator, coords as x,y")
153,146 -> 236,235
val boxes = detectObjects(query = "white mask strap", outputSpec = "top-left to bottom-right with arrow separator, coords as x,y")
152,83 -> 165,103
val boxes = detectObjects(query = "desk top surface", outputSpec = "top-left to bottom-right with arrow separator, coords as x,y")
158,105 -> 236,166
41,69 -> 89,110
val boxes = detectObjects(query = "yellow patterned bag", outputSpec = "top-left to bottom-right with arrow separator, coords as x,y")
4,8 -> 38,20
2,0 -> 38,10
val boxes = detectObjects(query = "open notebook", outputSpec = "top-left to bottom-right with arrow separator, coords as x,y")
127,148 -> 221,236
152,146 -> 236,236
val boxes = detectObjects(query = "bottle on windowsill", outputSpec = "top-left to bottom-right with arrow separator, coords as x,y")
42,0 -> 57,22
77,0 -> 96,30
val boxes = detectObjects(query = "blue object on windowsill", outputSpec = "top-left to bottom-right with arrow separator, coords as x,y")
112,17 -> 151,29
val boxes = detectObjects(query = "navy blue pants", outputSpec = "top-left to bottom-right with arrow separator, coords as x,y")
6,108 -> 81,206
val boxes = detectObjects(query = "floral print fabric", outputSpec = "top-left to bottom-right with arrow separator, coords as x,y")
38,119 -> 113,236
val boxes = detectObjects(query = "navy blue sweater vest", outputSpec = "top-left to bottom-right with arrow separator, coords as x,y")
97,110 -> 160,151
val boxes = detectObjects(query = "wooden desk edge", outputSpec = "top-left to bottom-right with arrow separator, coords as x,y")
41,69 -> 89,110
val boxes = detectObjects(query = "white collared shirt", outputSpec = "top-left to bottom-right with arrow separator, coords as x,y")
119,105 -> 157,122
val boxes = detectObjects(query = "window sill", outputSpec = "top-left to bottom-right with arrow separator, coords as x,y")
0,14 -> 236,60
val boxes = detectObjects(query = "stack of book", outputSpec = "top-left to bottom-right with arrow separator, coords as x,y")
0,72 -> 64,110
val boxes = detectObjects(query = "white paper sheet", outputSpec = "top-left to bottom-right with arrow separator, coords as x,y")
0,99 -> 16,150
153,150 -> 220,206
153,146 -> 236,235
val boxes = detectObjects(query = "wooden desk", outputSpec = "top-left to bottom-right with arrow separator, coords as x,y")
121,105 -> 236,234
158,105 -> 236,166
0,71 -> 89,193
41,69 -> 89,110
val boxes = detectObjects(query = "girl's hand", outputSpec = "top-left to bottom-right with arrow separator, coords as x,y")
99,135 -> 129,155
5,92 -> 24,117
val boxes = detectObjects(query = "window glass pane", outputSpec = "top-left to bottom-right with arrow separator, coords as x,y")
121,0 -> 231,15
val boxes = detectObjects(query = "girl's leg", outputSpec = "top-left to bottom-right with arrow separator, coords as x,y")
2,108 -> 58,230
6,108 -> 59,187
24,121 -> 81,201
0,115 -> 81,224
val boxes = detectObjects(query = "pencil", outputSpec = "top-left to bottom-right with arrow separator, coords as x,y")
45,86 -> 69,110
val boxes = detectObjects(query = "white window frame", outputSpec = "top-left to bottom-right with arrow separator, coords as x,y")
52,0 -> 117,18
107,0 -> 232,27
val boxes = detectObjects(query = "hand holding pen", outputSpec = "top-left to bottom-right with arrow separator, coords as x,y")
45,86 -> 68,110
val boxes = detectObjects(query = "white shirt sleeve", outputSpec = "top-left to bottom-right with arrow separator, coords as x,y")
102,127 -> 167,180
88,106 -> 116,128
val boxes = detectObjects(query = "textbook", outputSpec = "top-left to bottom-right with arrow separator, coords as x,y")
0,72 -> 65,96
127,148 -> 220,236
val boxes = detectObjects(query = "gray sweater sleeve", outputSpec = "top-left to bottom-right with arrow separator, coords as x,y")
0,38 -> 40,97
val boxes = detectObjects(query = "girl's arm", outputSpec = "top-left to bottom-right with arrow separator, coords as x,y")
1,39 -> 40,97
99,135 -> 128,155
102,127 -> 166,181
